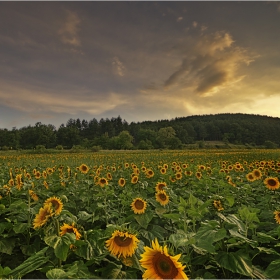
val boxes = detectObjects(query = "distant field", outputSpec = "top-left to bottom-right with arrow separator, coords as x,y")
1,149 -> 280,279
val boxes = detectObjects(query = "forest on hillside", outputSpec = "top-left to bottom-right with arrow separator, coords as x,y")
1,113 -> 280,150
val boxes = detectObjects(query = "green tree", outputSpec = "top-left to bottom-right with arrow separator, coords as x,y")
56,125 -> 80,149
118,131 -> 133,149
156,127 -> 181,148
138,139 -> 154,150
34,122 -> 57,148
264,140 -> 278,149
136,128 -> 157,146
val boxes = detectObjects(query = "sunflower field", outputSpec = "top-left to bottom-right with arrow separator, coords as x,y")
0,149 -> 280,279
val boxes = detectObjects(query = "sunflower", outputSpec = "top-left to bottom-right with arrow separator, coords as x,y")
8,169 -> 13,179
3,185 -> 11,195
35,171 -> 41,179
169,176 -> 176,183
175,166 -> 181,172
79,164 -> 89,174
252,169 -> 262,180
184,170 -> 193,176
43,180 -> 49,189
8,178 -> 14,187
33,203 -> 53,229
163,164 -> 168,169
264,177 -> 280,190
160,168 -> 167,175
273,210 -> 280,224
213,200 -> 224,211
60,223 -> 81,240
46,167 -> 53,175
140,238 -> 188,279
98,177 -> 108,187
44,197 -> 63,216
131,198 -> 147,214
198,165 -> 206,171
107,172 -> 113,180
145,169 -> 154,178
15,174 -> 23,190
228,180 -> 236,187
121,256 -> 134,267
175,172 -> 182,180
156,190 -> 169,206
195,171 -> 202,180
105,230 -> 139,258
235,163 -> 242,170
226,175 -> 232,182
155,182 -> 167,192
29,190 -> 39,201
131,175 -> 139,184
228,165 -> 233,170
42,171 -> 47,179
246,172 -> 255,182
118,177 -> 126,187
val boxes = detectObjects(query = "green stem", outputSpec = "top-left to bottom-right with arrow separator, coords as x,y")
27,185 -> 31,246
7,189 -> 12,207
55,218 -> 62,268
103,187 -> 108,224
192,219 -> 196,232
87,183 -> 90,208
183,209 -> 188,233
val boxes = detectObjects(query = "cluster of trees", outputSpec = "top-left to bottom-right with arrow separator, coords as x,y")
1,114 -> 280,150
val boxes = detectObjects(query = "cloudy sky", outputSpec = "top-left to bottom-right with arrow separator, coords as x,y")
1,1 -> 280,129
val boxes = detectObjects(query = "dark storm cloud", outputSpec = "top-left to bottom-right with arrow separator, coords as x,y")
0,1 -> 280,129
163,30 -> 255,95
58,9 -> 81,47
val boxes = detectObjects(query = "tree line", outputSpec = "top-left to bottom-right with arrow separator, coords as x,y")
1,113 -> 280,150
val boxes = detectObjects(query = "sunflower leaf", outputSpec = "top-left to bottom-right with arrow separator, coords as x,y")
46,268 -> 67,279
265,259 -> 280,278
256,232 -> 277,243
194,221 -> 227,253
0,238 -> 15,255
110,267 -> 126,279
9,247 -> 50,278
169,232 -> 191,248
44,233 -> 76,261
134,210 -> 153,229
13,222 -> 29,234
229,229 -> 258,247
215,249 -> 253,277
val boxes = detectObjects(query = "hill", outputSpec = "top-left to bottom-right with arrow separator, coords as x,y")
132,113 -> 280,147
1,113 -> 280,150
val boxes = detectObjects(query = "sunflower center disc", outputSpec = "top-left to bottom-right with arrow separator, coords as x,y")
153,253 -> 177,279
268,179 -> 276,186
114,236 -> 132,247
135,200 -> 144,210
66,228 -> 74,234
159,194 -> 167,201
